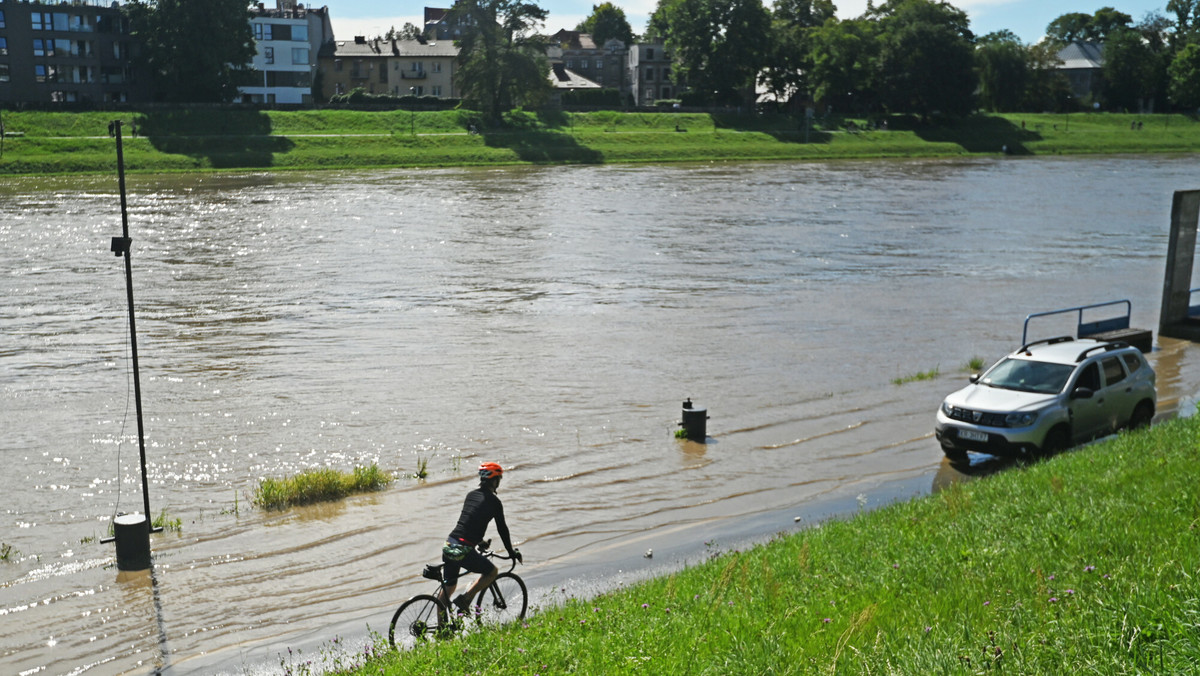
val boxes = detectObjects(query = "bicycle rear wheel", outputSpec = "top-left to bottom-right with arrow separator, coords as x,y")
389,594 -> 451,649
473,572 -> 527,626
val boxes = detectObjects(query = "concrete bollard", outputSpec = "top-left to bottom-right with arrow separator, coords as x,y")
114,513 -> 151,571
680,398 -> 708,442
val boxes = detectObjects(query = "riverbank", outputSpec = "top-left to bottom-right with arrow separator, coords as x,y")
1,110 -> 1198,175
343,413 -> 1200,674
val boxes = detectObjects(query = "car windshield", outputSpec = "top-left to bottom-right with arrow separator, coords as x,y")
980,357 -> 1075,394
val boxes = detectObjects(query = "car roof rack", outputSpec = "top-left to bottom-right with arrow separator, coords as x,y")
1075,341 -> 1130,362
1019,335 -> 1075,354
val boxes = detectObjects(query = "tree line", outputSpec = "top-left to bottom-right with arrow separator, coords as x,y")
122,0 -> 1200,120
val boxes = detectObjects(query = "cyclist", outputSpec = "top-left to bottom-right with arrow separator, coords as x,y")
439,462 -> 522,614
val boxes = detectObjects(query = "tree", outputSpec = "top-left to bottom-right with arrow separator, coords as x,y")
760,0 -> 837,106
386,23 -> 424,41
449,0 -> 552,121
807,17 -> 878,112
1024,40 -> 1072,111
1046,12 -> 1093,43
871,0 -> 976,116
1169,42 -> 1200,108
649,0 -> 773,105
975,31 -> 1029,112
575,3 -> 636,46
1047,7 -> 1131,43
1103,27 -> 1159,111
126,0 -> 256,102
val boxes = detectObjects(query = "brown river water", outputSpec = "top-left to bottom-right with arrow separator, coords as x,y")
3,156 -> 1200,675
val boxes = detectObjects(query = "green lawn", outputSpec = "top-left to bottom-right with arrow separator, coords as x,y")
2,110 -> 1199,175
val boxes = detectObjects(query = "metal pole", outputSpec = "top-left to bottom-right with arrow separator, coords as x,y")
111,120 -> 159,532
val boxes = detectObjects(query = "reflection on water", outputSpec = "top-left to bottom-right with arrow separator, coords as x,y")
3,157 -> 1200,674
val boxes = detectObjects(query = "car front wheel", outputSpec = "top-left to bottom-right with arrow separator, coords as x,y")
1040,427 -> 1070,457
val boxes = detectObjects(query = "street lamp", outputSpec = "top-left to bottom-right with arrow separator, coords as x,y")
410,87 -> 416,136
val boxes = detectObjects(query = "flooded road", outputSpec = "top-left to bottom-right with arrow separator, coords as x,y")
3,156 -> 1200,674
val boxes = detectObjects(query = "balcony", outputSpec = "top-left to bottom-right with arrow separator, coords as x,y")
400,70 -> 427,80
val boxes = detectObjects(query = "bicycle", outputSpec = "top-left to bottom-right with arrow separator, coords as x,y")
388,539 -> 527,649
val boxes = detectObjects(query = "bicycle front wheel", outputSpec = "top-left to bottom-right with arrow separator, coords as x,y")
474,572 -> 527,625
389,594 -> 451,649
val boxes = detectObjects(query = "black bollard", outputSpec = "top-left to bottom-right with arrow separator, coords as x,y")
679,399 -> 708,441
114,513 -> 151,571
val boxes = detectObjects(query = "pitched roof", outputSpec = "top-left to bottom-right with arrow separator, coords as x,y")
548,64 -> 600,89
551,29 -> 598,50
1056,41 -> 1103,70
331,37 -> 459,58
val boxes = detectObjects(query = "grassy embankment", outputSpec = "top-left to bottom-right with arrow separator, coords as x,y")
1,109 -> 1198,175
331,415 -> 1200,675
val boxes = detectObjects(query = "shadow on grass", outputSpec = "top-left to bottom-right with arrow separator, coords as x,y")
139,109 -> 295,168
910,114 -> 1042,155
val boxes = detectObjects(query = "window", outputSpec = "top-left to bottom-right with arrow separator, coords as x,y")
255,23 -> 273,40
1122,353 -> 1143,374
580,59 -> 588,69
596,59 -> 603,70
35,65 -> 48,83
53,13 -> 69,31
0,64 -> 9,83
334,59 -> 343,72
264,46 -> 274,64
34,39 -> 48,57
646,48 -> 654,59
32,12 -> 49,30
0,10 -> 5,29
379,65 -> 387,83
432,85 -> 442,96
411,61 -> 423,72
1076,363 -> 1101,391
662,67 -> 670,80
432,62 -> 441,73
293,24 -> 308,41
291,47 -> 308,65
0,37 -> 6,57
566,59 -> 574,69
1101,357 -> 1126,386
646,67 -> 654,81
55,39 -> 72,56
69,14 -> 93,32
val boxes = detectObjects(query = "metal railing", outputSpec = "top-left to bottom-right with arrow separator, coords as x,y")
1021,299 -> 1132,346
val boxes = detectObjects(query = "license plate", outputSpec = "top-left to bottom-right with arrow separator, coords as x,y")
958,429 -> 988,442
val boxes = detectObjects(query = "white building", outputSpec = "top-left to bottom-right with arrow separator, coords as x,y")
241,1 -> 333,105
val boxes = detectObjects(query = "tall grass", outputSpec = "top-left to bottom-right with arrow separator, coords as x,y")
349,415 -> 1200,674
252,464 -> 392,511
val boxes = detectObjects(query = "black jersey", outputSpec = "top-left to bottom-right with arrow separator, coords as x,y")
449,487 -> 513,553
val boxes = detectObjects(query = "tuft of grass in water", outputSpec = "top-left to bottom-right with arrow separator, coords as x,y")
674,429 -> 688,439
349,414 -> 1200,675
412,454 -> 430,480
252,463 -> 393,511
152,508 -> 183,534
0,543 -> 14,562
891,366 -> 940,385
966,356 -> 986,372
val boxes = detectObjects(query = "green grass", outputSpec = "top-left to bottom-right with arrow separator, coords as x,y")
892,366 -> 940,385
339,414 -> 1200,675
967,356 -> 986,372
152,508 -> 183,534
2,110 -> 1199,175
252,463 -> 393,511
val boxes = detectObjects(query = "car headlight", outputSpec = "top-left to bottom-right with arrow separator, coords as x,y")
941,402 -> 957,416
1005,411 -> 1038,427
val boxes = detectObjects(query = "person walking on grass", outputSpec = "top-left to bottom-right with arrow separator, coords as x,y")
439,462 -> 522,615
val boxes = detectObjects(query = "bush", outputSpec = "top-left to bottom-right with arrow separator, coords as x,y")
561,88 -> 623,107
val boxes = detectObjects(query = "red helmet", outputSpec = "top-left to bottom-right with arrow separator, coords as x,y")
478,462 -> 503,480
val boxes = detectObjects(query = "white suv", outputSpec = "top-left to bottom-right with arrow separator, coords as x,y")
936,337 -> 1156,464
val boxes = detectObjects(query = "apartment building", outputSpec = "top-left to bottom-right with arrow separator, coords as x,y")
547,30 -> 625,91
319,35 -> 457,99
240,0 -> 333,105
0,0 -> 148,104
628,42 -> 675,106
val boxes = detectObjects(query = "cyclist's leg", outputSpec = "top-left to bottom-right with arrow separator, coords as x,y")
454,550 -> 497,606
440,558 -> 462,605
461,563 -> 498,605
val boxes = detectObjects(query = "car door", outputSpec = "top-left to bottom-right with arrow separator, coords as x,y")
1068,361 -> 1110,442
1100,355 -> 1136,429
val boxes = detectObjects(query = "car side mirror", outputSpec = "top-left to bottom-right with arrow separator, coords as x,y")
1071,387 -> 1094,400
969,374 -> 980,384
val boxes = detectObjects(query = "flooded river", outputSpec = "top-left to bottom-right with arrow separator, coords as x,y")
3,156 -> 1200,675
